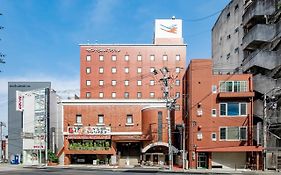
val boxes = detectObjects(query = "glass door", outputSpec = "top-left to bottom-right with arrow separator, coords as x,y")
197,152 -> 207,168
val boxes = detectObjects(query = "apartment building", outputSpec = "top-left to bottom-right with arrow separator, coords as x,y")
183,60 -> 262,169
212,0 -> 281,170
60,18 -> 186,166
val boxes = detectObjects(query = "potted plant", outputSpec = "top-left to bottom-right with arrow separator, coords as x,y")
47,150 -> 59,166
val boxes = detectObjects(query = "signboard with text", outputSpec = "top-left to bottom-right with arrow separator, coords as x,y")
67,126 -> 111,135
16,91 -> 24,111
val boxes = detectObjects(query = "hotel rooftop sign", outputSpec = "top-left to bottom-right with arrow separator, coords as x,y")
86,48 -> 120,53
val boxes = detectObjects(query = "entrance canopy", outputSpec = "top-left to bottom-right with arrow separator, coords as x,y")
197,146 -> 263,152
141,142 -> 179,153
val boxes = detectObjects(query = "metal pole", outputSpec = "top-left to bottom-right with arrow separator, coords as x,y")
182,123 -> 185,170
167,107 -> 172,170
45,88 -> 48,166
263,94 -> 267,171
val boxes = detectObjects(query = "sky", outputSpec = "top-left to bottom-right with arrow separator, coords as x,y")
0,0 -> 230,134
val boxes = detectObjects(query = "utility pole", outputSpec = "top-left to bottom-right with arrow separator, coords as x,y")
0,122 -> 6,163
263,93 -> 267,171
154,67 -> 179,171
182,122 -> 185,170
0,12 -> 6,71
45,88 -> 49,166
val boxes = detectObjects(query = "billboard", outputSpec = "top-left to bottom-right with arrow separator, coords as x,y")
155,19 -> 182,38
16,91 -> 24,111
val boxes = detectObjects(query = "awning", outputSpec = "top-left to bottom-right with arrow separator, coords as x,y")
197,146 -> 263,152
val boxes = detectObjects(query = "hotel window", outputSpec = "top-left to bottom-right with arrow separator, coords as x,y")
137,92 -> 142,99
137,67 -> 142,73
99,80 -> 104,86
150,55 -> 155,61
99,55 -> 104,61
126,114 -> 133,124
150,67 -> 155,73
124,67 -> 129,73
111,92 -> 116,98
124,55 -> 129,61
211,133 -> 217,141
212,85 -> 217,93
163,55 -> 168,61
124,92 -> 129,99
150,80 -> 155,86
76,115 -> 82,124
212,109 -> 217,117
137,55 -> 142,61
86,67 -> 91,74
175,80 -> 180,86
197,132 -> 203,140
150,92 -> 155,98
99,92 -> 104,98
220,102 -> 247,116
112,80 -> 117,86
86,92 -> 91,98
112,55 -> 117,61
176,67 -> 181,73
99,67 -> 104,74
111,67 -> 117,74
219,81 -> 247,92
220,126 -> 247,141
98,114 -> 104,125
176,54 -> 180,61
124,80 -> 129,86
137,80 -> 142,86
176,92 -> 180,98
86,80 -> 91,86
86,55 -> 91,61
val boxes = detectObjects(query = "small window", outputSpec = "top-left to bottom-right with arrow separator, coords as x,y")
137,80 -> 142,86
150,92 -> 155,98
212,109 -> 217,117
150,55 -> 155,61
124,67 -> 129,73
76,115 -> 82,124
234,27 -> 239,33
212,85 -> 217,93
150,67 -> 155,73
112,80 -> 117,86
150,80 -> 155,86
176,55 -> 180,61
86,55 -> 91,61
99,67 -> 104,74
226,12 -> 230,19
137,92 -> 142,99
176,67 -> 181,73
176,92 -> 180,98
124,80 -> 129,86
220,127 -> 226,140
211,133 -> 217,141
124,55 -> 129,61
197,132 -> 203,140
163,55 -> 168,61
99,80 -> 104,86
137,55 -> 142,61
137,67 -> 142,73
234,47 -> 239,53
86,92 -> 91,98
124,92 -> 129,99
227,35 -> 231,39
111,55 -> 117,61
111,92 -> 116,98
98,114 -> 104,124
99,92 -> 104,98
86,67 -> 91,74
126,114 -> 133,124
226,53 -> 230,60
99,55 -> 104,61
175,80 -> 180,86
240,103 -> 247,116
112,67 -> 117,73
220,103 -> 227,116
234,4 -> 239,11
86,80 -> 91,86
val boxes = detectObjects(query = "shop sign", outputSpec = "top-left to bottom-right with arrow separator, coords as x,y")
67,126 -> 111,135
16,91 -> 24,111
86,48 -> 120,53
